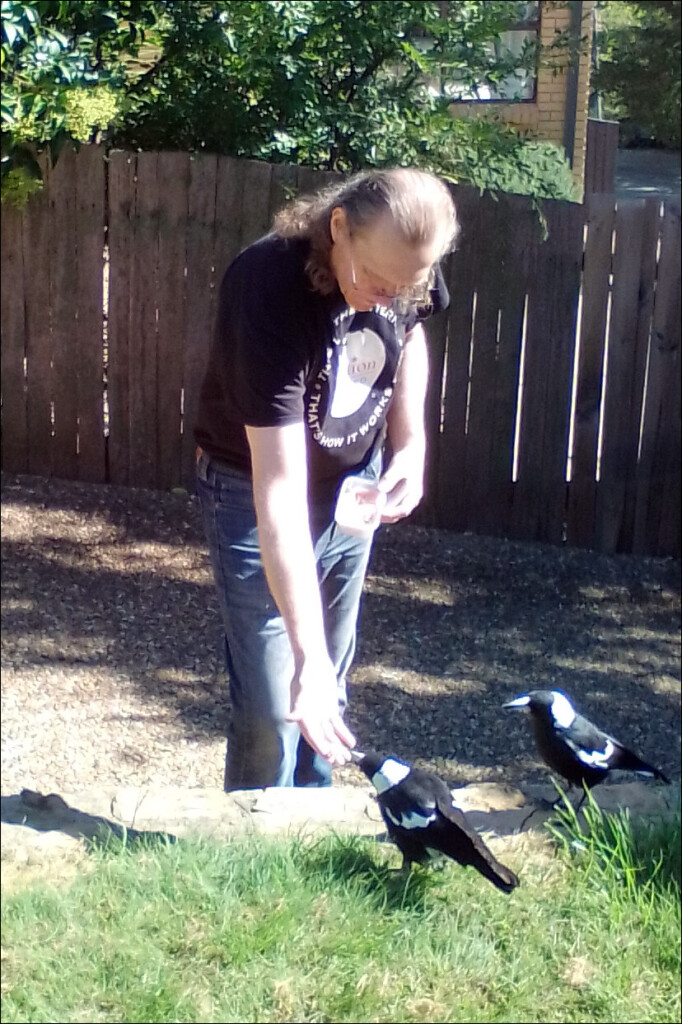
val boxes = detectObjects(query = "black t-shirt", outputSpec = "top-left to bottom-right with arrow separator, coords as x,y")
194,234 -> 449,499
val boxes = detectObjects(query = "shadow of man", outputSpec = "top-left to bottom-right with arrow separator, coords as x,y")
1,789 -> 177,847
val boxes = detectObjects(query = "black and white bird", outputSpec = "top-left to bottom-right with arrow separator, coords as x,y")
352,750 -> 519,894
504,689 -> 669,804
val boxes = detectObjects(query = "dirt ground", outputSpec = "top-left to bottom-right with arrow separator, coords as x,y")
1,472 -> 680,796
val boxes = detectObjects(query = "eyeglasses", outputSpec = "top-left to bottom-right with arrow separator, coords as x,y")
348,237 -> 432,308
349,255 -> 399,302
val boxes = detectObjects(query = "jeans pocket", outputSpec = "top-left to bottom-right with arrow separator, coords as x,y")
201,460 -> 255,514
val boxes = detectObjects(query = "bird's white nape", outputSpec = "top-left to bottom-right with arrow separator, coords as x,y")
550,691 -> 576,728
371,758 -> 410,794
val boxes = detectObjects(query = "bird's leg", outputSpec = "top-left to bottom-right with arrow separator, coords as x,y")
392,856 -> 413,878
525,787 -> 569,821
548,780 -> 578,816
573,787 -> 592,815
551,792 -> 567,812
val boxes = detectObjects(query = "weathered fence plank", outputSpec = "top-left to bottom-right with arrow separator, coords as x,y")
239,159 -> 273,251
656,355 -> 681,557
436,186 -> 481,530
634,202 -> 682,555
510,200 -> 583,543
461,191 -> 505,532
23,154 -> 53,478
541,202 -> 586,543
0,204 -> 28,473
485,196 -> 537,539
156,151 -> 190,491
74,145 -> 106,483
214,156 -> 246,284
128,151 -> 160,488
49,145 -> 80,480
595,201 -> 654,553
566,194 -> 614,547
182,152 -> 219,490
619,198 -> 661,552
107,150 -> 136,485
463,192 -> 538,537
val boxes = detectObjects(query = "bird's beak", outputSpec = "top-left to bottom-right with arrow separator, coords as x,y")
349,749 -> 365,764
503,695 -> 530,709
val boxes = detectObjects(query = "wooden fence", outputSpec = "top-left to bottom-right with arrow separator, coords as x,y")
1,146 -> 680,556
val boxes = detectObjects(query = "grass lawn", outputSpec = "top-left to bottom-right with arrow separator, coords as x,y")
1,793 -> 680,1024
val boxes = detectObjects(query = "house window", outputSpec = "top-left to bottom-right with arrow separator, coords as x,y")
428,1 -> 542,103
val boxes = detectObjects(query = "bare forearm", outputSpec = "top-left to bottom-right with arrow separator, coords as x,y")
386,324 -> 428,454
246,422 -> 355,762
251,474 -> 328,668
379,325 -> 429,521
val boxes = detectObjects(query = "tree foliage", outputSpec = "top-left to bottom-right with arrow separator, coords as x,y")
2,1 -> 578,203
114,2 -> 535,164
1,0 -> 161,183
593,0 -> 681,148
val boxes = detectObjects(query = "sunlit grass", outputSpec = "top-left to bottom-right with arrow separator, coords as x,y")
2,804 -> 680,1024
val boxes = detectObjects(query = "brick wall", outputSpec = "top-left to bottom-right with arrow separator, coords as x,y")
449,1 -> 595,196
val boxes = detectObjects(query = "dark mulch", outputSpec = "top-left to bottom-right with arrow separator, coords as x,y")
2,472 -> 680,794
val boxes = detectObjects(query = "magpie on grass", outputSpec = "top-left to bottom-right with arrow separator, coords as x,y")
504,689 -> 669,807
352,750 -> 519,894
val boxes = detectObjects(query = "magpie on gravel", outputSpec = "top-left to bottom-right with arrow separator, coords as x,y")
351,749 -> 519,894
503,689 -> 670,808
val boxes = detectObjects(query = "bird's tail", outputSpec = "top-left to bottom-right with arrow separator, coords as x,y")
476,852 -> 519,895
619,750 -> 669,784
638,765 -> 670,784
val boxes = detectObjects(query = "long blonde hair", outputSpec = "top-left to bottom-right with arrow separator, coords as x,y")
274,168 -> 459,307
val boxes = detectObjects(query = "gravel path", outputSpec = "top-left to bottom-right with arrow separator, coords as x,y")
2,472 -> 680,797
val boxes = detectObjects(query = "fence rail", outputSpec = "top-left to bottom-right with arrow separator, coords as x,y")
1,146 -> 680,556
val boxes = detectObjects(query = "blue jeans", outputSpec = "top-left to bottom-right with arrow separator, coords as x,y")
196,450 -> 377,790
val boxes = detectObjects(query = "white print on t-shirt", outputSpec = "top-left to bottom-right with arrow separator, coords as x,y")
306,305 -> 403,451
308,385 -> 393,448
332,304 -> 398,329
329,329 -> 386,418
